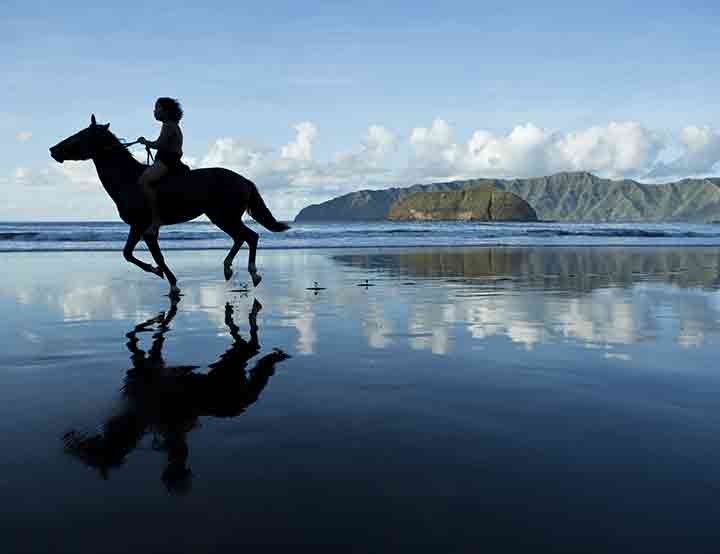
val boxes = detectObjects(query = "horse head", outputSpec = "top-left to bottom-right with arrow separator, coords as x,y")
49,114 -> 110,163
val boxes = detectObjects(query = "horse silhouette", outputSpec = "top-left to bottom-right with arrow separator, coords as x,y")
62,297 -> 290,494
49,115 -> 290,296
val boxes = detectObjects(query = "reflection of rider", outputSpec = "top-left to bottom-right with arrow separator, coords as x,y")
63,297 -> 289,495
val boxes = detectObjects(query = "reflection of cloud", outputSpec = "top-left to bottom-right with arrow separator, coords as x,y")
678,322 -> 704,348
408,305 -> 450,355
506,321 -> 545,351
557,296 -> 638,345
365,302 -> 393,350
4,250 -> 720,359
604,352 -> 631,361
278,302 -> 317,355
293,313 -> 317,355
460,297 -> 548,349
446,283 -> 720,350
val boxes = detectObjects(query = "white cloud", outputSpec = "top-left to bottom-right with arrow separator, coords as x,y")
556,121 -> 665,177
408,119 -> 666,181
410,118 -> 455,159
280,121 -> 317,161
2,160 -> 120,220
16,131 -> 32,142
14,167 -> 30,180
365,125 -> 397,158
202,137 -> 270,173
198,122 -> 398,217
465,122 -> 559,177
11,164 -> 93,189
5,118 -> 720,221
646,125 -> 720,178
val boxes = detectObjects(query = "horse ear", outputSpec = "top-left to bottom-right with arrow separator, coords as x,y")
102,123 -> 110,130
91,114 -> 97,126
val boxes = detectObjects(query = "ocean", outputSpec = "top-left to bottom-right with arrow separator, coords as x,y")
3,220 -> 720,252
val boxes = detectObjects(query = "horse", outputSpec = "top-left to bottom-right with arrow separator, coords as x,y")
49,115 -> 290,296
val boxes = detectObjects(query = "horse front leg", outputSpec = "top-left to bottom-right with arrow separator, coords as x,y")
143,231 -> 180,297
123,226 -> 163,278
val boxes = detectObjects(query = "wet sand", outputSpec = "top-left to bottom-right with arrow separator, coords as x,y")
2,247 -> 720,553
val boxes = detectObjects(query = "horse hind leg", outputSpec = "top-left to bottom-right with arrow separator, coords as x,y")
210,216 -> 262,287
239,222 -> 261,287
211,218 -> 254,284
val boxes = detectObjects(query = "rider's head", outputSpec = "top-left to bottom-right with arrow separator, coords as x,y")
154,97 -> 183,123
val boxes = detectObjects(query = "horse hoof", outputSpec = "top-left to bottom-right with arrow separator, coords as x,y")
224,264 -> 233,281
251,272 -> 262,287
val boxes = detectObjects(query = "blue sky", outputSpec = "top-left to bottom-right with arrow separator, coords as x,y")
2,1 -> 719,220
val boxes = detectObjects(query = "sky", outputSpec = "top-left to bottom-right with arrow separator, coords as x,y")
2,0 -> 719,221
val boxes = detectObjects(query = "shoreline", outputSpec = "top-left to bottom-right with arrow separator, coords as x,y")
5,242 -> 720,254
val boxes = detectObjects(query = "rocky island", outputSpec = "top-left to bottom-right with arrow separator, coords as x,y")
388,186 -> 537,221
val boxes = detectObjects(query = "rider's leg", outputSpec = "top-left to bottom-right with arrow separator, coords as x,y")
138,161 -> 168,233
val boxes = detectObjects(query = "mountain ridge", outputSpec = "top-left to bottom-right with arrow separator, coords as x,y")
294,172 -> 720,222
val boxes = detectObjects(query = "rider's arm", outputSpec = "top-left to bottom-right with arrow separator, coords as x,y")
143,124 -> 172,150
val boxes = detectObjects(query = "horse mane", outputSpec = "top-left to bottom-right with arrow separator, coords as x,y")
100,127 -> 144,169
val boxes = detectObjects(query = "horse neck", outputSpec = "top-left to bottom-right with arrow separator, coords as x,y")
92,147 -> 143,204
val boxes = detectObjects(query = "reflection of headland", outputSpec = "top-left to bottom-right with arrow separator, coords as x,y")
334,247 -> 720,351
62,296 -> 290,494
334,247 -> 720,292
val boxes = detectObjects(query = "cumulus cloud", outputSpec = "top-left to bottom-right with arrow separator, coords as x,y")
202,137 -> 271,173
280,121 -> 317,161
2,160 -> 120,220
12,164 -> 96,189
16,131 -> 32,142
556,122 -> 665,177
364,125 -> 397,158
646,125 -> 720,178
6,117 -> 720,221
198,122 -> 397,216
408,119 -> 666,181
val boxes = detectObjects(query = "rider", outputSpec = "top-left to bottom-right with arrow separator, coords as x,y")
137,97 -> 185,234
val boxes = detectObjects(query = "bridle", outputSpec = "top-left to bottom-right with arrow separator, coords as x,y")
101,139 -> 154,165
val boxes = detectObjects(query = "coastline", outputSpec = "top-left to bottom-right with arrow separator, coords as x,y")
4,220 -> 720,254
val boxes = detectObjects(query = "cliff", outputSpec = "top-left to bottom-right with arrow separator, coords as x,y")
387,186 -> 537,221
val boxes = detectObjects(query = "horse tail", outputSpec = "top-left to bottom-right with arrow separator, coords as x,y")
248,184 -> 291,232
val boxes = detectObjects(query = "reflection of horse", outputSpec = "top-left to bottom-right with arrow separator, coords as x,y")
63,297 -> 290,494
49,115 -> 290,296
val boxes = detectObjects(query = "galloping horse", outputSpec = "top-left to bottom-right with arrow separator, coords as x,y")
50,115 -> 289,296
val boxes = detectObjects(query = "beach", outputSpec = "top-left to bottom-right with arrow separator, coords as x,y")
3,246 -> 720,552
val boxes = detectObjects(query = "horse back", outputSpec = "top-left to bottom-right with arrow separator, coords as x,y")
154,168 -> 253,224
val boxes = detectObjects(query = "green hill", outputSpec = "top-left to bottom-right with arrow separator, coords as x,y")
388,186 -> 537,221
294,172 -> 720,222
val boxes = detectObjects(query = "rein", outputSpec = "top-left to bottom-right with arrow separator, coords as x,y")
104,140 -> 154,165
